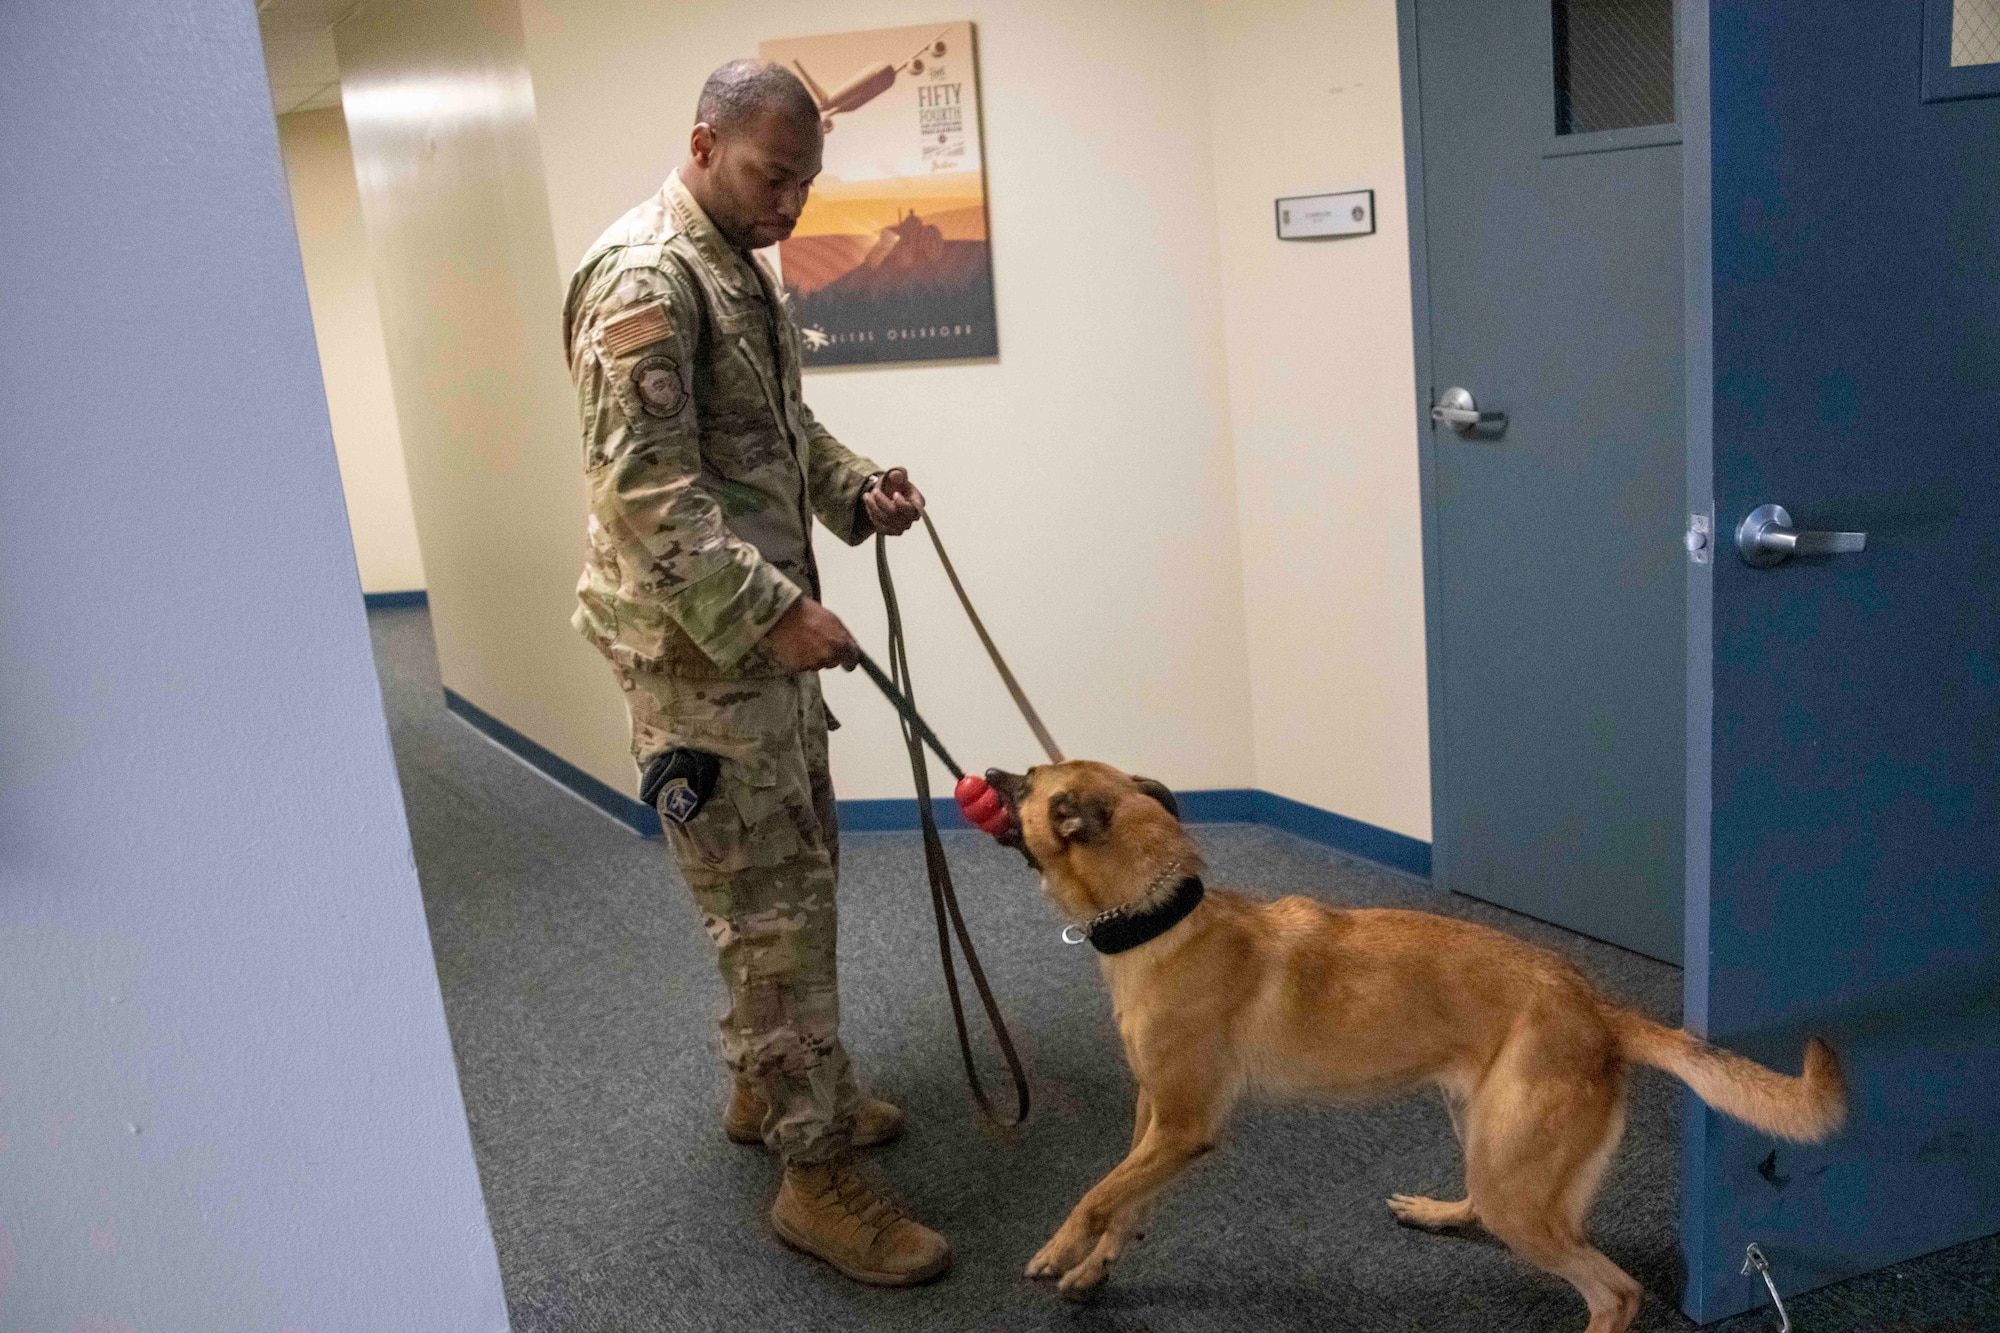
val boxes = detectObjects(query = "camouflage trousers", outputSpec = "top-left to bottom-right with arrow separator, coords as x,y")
617,665 -> 862,1166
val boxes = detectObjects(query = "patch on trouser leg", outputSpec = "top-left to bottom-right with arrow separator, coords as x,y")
641,747 -> 721,826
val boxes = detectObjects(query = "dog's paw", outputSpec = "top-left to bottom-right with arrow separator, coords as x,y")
1056,1253 -> 1111,1297
1386,1193 -> 1476,1231
1026,1228 -> 1093,1279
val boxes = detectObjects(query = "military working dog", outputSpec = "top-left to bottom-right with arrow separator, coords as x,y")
984,760 -> 1845,1333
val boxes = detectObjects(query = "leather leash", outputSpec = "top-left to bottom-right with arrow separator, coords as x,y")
854,651 -> 963,780
871,532 -> 1031,1127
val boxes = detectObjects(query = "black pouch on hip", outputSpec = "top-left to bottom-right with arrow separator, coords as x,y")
640,747 -> 721,827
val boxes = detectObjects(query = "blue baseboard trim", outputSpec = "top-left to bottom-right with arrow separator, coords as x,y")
839,797 -> 972,832
435,692 -> 1430,877
838,785 -> 1429,880
1245,789 -> 1432,879
1174,788 -> 1261,823
838,790 -> 1266,835
442,688 -> 661,837
364,589 -> 429,609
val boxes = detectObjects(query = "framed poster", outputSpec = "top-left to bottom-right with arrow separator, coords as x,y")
759,21 -> 998,367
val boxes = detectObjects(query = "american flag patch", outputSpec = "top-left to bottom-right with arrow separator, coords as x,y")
600,303 -> 673,358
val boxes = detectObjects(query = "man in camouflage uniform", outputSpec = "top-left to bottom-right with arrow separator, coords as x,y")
563,61 -> 951,1286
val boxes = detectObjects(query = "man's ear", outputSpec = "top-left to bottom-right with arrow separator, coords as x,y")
1132,777 -> 1179,821
689,122 -> 718,167
1049,790 -> 1112,845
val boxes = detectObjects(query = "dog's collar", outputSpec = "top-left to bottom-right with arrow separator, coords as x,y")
1061,871 -> 1206,955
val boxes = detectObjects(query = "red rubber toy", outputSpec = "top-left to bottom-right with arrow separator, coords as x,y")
955,774 -> 1015,838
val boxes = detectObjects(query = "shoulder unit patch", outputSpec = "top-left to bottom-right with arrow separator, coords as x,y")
630,354 -> 686,418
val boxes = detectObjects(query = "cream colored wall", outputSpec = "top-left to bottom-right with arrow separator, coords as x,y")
332,0 -> 1429,828
334,0 -> 637,796
518,0 -> 1258,800
1201,0 -> 1432,840
278,106 -> 427,595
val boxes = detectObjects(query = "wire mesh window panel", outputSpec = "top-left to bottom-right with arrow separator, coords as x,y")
1553,0 -> 1676,135
1955,0 -> 2000,66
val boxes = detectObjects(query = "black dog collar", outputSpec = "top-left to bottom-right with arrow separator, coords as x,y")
1062,875 -> 1206,955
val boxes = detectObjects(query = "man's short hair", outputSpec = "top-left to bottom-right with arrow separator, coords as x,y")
695,59 -> 819,136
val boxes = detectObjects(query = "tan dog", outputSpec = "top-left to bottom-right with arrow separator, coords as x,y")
986,760 -> 1846,1333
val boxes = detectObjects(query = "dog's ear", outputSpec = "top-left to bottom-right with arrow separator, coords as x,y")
1132,776 -> 1179,821
1049,789 -> 1112,845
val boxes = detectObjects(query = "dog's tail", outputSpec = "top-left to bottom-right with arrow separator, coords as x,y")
1613,1011 -> 1846,1144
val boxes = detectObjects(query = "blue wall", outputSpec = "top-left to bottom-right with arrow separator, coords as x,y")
0,3 -> 507,1328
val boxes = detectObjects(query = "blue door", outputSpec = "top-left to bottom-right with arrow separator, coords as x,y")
1407,0 -> 1688,963
1684,0 -> 2000,1319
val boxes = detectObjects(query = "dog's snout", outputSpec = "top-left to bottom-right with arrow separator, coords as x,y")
985,768 -> 1024,804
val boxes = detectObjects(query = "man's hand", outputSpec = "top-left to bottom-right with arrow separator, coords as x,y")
765,595 -> 862,672
863,467 -> 926,536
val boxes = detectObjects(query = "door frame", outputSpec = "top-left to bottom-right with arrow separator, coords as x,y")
1394,0 -> 1720,1319
1391,0 -> 1453,927
1675,0 -> 1724,1317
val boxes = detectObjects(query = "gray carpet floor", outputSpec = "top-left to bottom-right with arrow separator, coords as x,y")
369,606 -> 1998,1332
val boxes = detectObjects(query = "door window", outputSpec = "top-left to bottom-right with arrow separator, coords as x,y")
1953,0 -> 2000,65
1926,0 -> 2000,99
1552,0 -> 1675,134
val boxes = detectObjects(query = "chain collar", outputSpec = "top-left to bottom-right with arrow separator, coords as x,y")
1060,862 -> 1206,955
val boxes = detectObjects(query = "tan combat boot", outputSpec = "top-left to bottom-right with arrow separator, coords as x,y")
724,1079 -> 906,1148
769,1160 -> 952,1286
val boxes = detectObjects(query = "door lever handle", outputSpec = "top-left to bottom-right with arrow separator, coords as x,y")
1735,503 -> 1866,568
1431,386 -> 1507,434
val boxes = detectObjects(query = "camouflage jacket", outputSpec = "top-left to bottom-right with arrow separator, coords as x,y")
563,172 -> 879,679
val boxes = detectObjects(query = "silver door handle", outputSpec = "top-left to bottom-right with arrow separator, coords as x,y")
1735,503 -> 1866,567
1431,386 -> 1507,433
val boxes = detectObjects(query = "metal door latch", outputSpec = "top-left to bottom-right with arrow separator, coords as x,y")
1742,1243 -> 1791,1332
1736,503 -> 1867,568
1686,513 -> 1711,564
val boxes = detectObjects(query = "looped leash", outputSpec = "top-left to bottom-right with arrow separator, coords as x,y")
871,532 -> 1031,1127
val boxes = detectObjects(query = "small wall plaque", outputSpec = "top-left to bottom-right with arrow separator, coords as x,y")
1275,189 -> 1375,240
